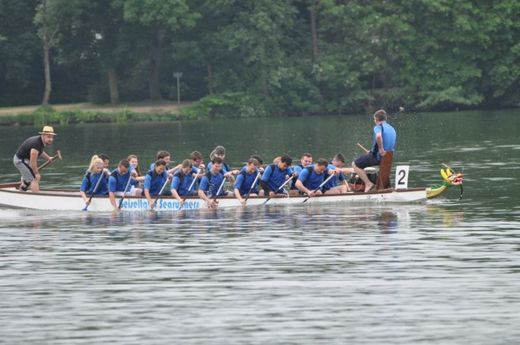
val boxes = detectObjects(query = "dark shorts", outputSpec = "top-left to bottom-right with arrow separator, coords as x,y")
354,153 -> 380,169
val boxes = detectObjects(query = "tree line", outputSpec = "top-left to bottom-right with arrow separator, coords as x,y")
0,0 -> 518,116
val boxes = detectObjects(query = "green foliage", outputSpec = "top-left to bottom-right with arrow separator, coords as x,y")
0,0 -> 518,114
0,107 -> 186,127
182,92 -> 269,118
418,87 -> 484,110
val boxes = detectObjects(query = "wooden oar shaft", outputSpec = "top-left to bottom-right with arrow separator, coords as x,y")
357,143 -> 369,153
38,150 -> 62,170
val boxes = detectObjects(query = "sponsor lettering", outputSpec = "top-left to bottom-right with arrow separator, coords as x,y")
120,198 -> 201,210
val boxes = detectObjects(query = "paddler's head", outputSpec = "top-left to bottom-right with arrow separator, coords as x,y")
181,159 -> 193,175
332,153 -> 345,168
211,157 -> 223,174
156,150 -> 171,166
118,159 -> 130,175
300,153 -> 313,167
314,159 -> 328,174
246,157 -> 259,173
278,154 -> 293,171
154,159 -> 167,175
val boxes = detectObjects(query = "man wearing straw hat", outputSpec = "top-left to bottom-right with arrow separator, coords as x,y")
13,125 -> 56,192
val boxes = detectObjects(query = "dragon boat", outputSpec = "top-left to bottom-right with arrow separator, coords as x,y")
0,166 -> 463,212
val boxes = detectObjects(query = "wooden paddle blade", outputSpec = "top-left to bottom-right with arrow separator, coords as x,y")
56,150 -> 62,160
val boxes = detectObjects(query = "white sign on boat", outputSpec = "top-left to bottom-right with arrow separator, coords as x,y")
395,165 -> 410,190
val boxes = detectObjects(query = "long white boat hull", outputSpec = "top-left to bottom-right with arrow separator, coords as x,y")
0,183 -> 427,212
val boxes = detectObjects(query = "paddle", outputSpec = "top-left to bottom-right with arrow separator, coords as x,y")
38,150 -> 62,171
152,174 -> 172,209
181,168 -> 201,204
244,171 -> 261,203
117,174 -> 134,210
357,143 -> 369,153
211,174 -> 227,204
263,175 -> 293,205
302,173 -> 336,203
82,169 -> 108,211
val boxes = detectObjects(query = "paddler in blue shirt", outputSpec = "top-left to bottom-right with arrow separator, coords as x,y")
207,145 -> 239,180
352,109 -> 397,192
260,154 -> 294,196
198,157 -> 230,208
143,159 -> 172,209
295,158 -> 335,197
80,155 -> 110,205
323,153 -> 353,194
234,157 -> 261,205
290,152 -> 313,192
108,159 -> 141,211
171,159 -> 201,206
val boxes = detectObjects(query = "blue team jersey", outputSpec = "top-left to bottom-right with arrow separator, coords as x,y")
144,170 -> 169,196
298,166 -> 328,190
371,122 -> 396,160
171,170 -> 196,196
199,171 -> 226,196
108,169 -> 136,193
290,164 -> 306,189
323,164 -> 345,190
261,164 -> 293,192
80,172 -> 108,195
234,166 -> 260,196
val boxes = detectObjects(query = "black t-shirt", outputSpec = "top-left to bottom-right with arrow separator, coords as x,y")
16,135 -> 44,160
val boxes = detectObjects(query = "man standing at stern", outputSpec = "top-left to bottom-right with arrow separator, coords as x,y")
13,126 -> 56,192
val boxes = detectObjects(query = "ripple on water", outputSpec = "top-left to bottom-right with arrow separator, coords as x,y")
1,201 -> 520,344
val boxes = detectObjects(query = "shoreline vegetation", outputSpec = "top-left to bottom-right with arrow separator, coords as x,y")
0,95 -> 518,127
0,101 -> 192,126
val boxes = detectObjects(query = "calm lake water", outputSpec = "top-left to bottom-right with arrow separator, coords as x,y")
0,110 -> 519,344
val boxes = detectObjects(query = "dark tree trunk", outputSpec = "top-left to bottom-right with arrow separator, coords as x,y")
107,68 -> 119,104
309,1 -> 320,61
207,63 -> 214,95
42,36 -> 51,105
148,30 -> 163,100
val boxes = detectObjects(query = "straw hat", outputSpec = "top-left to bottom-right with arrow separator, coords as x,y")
39,126 -> 57,136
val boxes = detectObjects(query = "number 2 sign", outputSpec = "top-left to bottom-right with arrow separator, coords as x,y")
395,165 -> 409,189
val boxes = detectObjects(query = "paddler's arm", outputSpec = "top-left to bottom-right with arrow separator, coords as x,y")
233,174 -> 246,205
107,176 -> 118,211
41,151 -> 52,161
295,179 -> 312,197
108,192 -> 118,210
197,188 -> 216,208
144,189 -> 155,209
234,188 -> 245,205
171,188 -> 184,204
